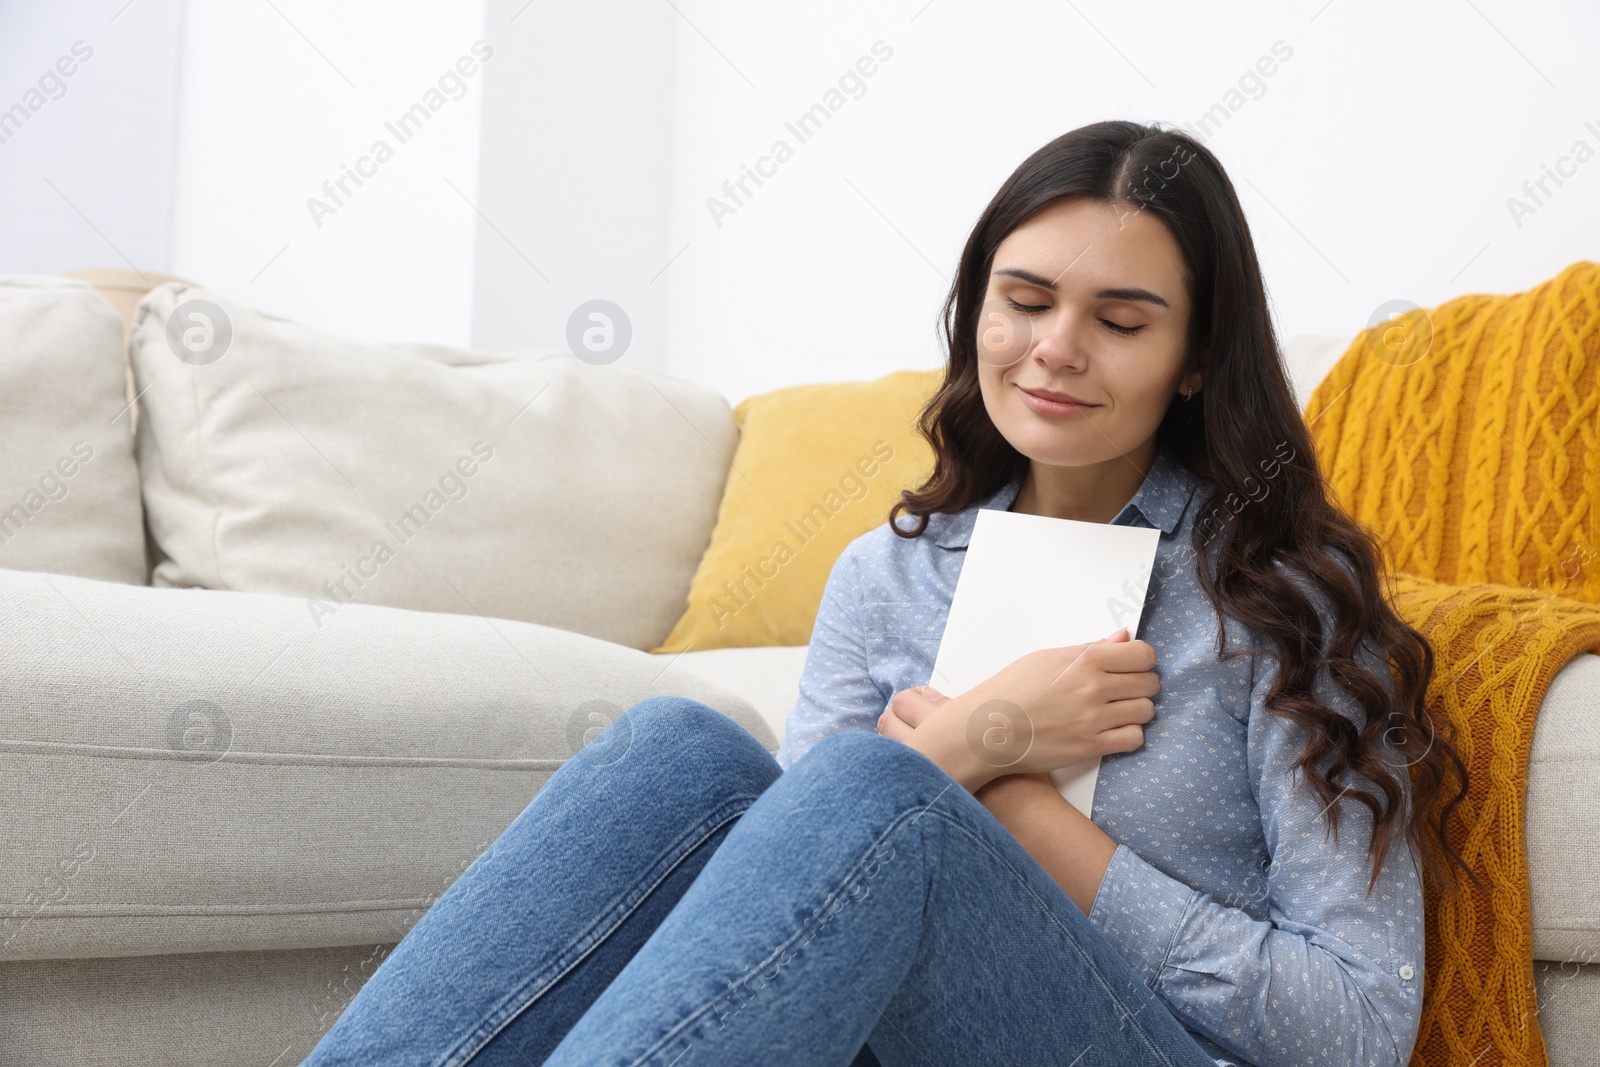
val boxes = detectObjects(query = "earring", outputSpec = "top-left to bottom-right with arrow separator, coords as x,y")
1184,384 -> 1195,401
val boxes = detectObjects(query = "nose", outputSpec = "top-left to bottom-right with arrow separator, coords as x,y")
1027,307 -> 1090,372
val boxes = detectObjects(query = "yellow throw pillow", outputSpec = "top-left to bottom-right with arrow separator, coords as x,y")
652,368 -> 943,652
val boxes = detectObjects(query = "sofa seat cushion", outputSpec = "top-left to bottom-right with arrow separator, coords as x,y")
652,645 -> 811,746
0,567 -> 774,962
126,282 -> 735,652
0,276 -> 146,585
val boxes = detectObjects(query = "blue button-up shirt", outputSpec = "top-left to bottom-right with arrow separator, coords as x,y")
776,443 -> 1425,1067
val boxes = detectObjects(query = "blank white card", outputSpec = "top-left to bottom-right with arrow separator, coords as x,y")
930,507 -> 1161,817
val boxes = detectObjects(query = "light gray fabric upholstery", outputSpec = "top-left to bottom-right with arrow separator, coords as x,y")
0,566 -> 774,963
0,944 -> 389,1066
126,282 -> 735,652
653,645 -> 810,746
1528,652 -> 1600,963
1534,959 -> 1600,1067
0,276 -> 146,584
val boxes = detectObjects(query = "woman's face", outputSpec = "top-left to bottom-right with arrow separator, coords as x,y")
975,197 -> 1201,469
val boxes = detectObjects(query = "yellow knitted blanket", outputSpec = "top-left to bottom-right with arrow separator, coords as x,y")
1305,261 -> 1600,1066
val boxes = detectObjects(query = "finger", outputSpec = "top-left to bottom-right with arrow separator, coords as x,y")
1099,722 -> 1146,754
877,708 -> 915,742
890,686 -> 948,729
1103,695 -> 1157,725
1090,638 -> 1159,673
1112,670 -> 1162,699
1048,635 -> 1138,687
911,685 -> 951,720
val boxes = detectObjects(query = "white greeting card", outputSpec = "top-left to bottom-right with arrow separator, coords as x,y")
931,507 -> 1161,816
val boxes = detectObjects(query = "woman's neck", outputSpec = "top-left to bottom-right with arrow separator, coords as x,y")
1008,439 -> 1158,524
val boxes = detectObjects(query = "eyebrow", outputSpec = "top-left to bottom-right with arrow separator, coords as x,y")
992,267 -> 1171,309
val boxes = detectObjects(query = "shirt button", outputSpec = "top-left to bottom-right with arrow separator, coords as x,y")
1398,964 -> 1415,980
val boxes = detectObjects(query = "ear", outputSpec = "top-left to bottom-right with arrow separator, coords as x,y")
1183,344 -> 1209,394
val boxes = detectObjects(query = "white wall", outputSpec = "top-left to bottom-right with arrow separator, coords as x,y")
168,0 -> 486,347
0,0 -> 182,276
4,0 -> 1597,405
468,0 -> 677,373
659,0 -> 1600,406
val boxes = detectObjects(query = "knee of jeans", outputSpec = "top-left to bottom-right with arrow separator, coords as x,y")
792,729 -> 950,801
623,694 -> 725,735
619,696 -> 778,791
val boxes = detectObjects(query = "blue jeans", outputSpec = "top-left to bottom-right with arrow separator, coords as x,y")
299,696 -> 1222,1066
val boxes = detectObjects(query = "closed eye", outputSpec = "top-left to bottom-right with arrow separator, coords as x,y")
1004,298 -> 1145,336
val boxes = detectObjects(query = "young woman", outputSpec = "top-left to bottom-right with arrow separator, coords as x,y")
299,120 -> 1476,1067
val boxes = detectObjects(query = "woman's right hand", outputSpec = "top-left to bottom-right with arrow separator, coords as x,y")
905,626 -> 1161,792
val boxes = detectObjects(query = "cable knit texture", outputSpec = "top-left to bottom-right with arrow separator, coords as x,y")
1305,260 -> 1600,1066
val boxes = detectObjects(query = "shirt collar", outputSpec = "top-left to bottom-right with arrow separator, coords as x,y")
933,444 -> 1204,550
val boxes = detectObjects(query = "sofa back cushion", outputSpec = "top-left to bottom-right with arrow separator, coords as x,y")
0,276 -> 147,584
127,282 -> 733,651
63,268 -> 196,436
652,369 -> 942,652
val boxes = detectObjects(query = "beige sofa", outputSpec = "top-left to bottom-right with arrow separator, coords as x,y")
1,274 -> 1596,1066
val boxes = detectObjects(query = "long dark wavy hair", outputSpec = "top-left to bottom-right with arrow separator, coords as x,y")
888,119 -> 1480,903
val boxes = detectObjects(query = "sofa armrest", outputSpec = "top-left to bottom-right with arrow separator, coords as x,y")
1528,651 -> 1600,963
0,567 -> 774,962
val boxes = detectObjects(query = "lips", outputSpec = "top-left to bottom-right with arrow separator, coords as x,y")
1018,385 -> 1098,407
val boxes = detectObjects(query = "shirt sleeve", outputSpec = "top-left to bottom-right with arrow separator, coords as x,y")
774,543 -> 889,771
1086,567 -> 1427,1067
